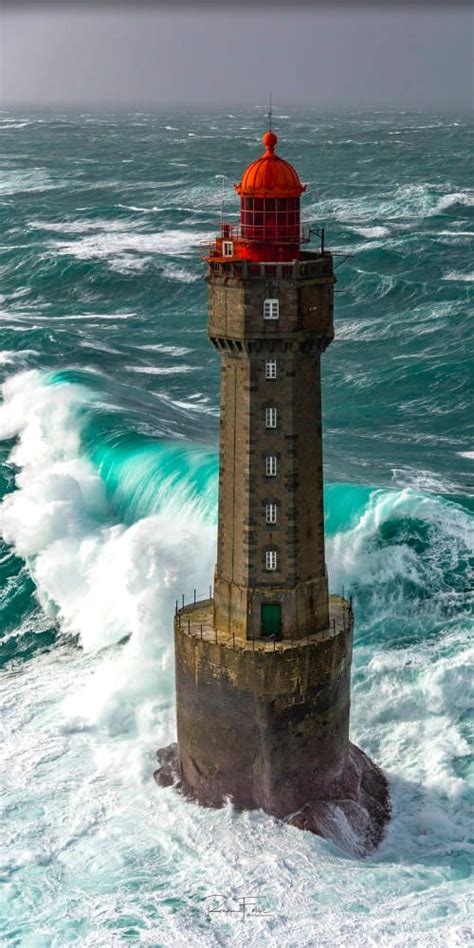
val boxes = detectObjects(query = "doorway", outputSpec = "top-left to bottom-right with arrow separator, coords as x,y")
261,603 -> 281,638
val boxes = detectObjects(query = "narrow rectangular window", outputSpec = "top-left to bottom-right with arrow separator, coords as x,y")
265,359 -> 277,379
266,503 -> 277,525
266,550 -> 277,571
265,455 -> 277,477
222,241 -> 233,257
263,299 -> 279,320
265,407 -> 277,429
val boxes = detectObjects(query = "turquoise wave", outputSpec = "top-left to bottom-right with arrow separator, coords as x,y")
77,416 -> 472,653
1,374 -> 472,670
85,425 -> 219,525
1,108 -> 473,945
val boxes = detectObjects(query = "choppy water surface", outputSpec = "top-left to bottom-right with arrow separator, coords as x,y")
0,108 -> 473,946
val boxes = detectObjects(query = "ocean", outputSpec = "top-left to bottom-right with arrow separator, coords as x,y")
0,107 -> 472,946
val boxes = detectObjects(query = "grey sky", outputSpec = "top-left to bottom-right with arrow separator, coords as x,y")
2,6 -> 473,109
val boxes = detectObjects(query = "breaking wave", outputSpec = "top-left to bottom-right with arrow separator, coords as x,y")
310,185 -> 474,224
0,370 -> 472,944
1,107 -> 473,944
0,369 -> 472,700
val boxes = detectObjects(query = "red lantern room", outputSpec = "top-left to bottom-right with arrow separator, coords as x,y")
236,130 -> 305,253
207,131 -> 310,264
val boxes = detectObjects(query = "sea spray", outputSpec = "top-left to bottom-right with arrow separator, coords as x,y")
0,372 -> 215,741
0,370 -> 472,944
1,373 -> 471,658
1,106 -> 473,943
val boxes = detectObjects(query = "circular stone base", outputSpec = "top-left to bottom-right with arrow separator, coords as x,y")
154,741 -> 390,857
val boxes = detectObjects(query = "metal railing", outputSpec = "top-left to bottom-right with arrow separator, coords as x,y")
175,587 -> 213,614
174,590 -> 354,651
203,222 -> 311,258
205,254 -> 333,282
221,222 -> 311,244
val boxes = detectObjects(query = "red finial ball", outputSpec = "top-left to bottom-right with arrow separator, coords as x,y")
263,130 -> 277,153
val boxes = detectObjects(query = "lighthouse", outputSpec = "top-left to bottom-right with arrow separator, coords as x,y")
156,130 -> 390,854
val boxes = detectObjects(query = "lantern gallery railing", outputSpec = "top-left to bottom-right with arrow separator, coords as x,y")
205,255 -> 333,282
211,221 -> 311,246
174,594 -> 354,652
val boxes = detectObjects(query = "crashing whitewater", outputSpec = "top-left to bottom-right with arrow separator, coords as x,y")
0,370 -> 472,943
1,101 -> 473,945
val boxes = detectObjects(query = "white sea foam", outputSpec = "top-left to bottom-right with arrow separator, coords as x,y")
350,225 -> 391,238
156,391 -> 220,416
0,169 -> 59,195
141,344 -> 192,356
79,340 -> 122,356
437,230 -> 473,238
30,218 -> 141,235
336,301 -> 453,343
160,263 -> 199,283
390,466 -> 468,495
51,229 -> 211,263
0,372 -> 472,945
124,365 -> 198,375
310,185 -> 474,224
443,271 -> 474,282
436,191 -> 474,212
336,318 -> 393,342
328,487 -> 473,596
0,121 -> 31,129
109,254 -> 157,274
116,204 -> 163,214
0,349 -> 39,365
0,371 -> 215,735
7,311 -> 134,323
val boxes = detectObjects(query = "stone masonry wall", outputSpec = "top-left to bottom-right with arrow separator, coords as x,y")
174,605 -> 352,815
211,266 -> 334,640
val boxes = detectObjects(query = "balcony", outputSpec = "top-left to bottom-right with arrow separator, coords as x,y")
206,253 -> 333,283
204,222 -> 311,259
226,221 -> 310,244
174,595 -> 352,652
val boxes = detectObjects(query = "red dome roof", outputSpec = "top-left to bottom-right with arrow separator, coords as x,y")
235,131 -> 305,199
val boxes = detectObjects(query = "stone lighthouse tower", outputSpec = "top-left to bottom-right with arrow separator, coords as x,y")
156,130 -> 389,854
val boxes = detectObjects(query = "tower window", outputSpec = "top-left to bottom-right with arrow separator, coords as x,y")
265,360 -> 277,379
263,299 -> 279,320
266,502 -> 277,525
266,550 -> 278,571
222,241 -> 233,257
265,407 -> 277,429
265,455 -> 277,477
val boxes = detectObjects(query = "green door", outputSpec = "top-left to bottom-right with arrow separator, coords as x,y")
261,603 -> 281,638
